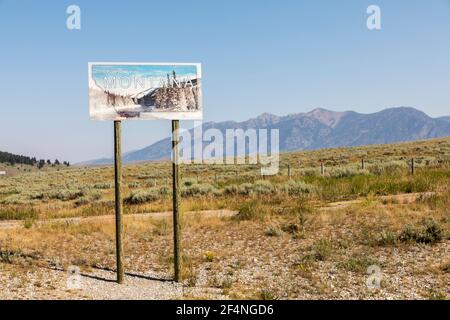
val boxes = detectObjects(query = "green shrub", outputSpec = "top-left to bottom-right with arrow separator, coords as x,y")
338,255 -> 380,273
368,161 -> 408,176
28,192 -> 45,200
376,230 -> 398,246
224,184 -> 238,195
49,189 -> 85,201
259,290 -> 278,300
265,226 -> 282,237
234,200 -> 266,221
128,182 -> 140,188
253,180 -> 276,195
280,180 -> 314,196
399,219 -> 443,244
74,190 -> 102,207
221,277 -> 233,290
328,167 -> 369,178
281,223 -> 300,234
0,249 -> 20,264
224,183 -> 253,196
0,194 -> 28,205
23,218 -> 36,229
181,183 -> 220,197
375,219 -> 443,246
204,251 -> 215,262
300,168 -> 320,177
237,183 -> 254,195
159,186 -> 169,196
93,183 -> 113,189
182,178 -> 197,187
310,238 -> 334,261
124,190 -> 159,204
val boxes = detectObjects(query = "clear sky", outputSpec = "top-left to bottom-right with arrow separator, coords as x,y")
1,0 -> 450,163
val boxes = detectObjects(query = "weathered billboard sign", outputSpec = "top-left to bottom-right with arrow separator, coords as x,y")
88,62 -> 202,120
87,62 -> 202,283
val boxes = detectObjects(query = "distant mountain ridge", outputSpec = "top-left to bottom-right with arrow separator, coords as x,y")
82,107 -> 450,165
439,116 -> 450,123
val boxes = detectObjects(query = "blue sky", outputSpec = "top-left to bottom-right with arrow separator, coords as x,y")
1,0 -> 450,162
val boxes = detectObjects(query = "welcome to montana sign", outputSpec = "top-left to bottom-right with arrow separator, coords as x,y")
88,62 -> 202,120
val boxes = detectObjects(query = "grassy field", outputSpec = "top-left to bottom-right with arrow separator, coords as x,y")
0,137 -> 449,299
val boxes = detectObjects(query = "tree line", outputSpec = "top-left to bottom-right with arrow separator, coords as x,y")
0,151 -> 69,168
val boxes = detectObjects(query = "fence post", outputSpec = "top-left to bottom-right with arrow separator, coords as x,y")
288,164 -> 291,179
321,162 -> 325,176
361,158 -> 365,170
411,158 -> 415,175
172,120 -> 181,282
114,120 -> 124,284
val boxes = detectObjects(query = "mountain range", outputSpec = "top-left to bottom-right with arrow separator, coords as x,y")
83,107 -> 450,165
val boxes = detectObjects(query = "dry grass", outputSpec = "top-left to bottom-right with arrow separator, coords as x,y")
0,137 -> 449,299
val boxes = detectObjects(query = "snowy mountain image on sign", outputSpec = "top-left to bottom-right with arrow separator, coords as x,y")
88,63 -> 202,120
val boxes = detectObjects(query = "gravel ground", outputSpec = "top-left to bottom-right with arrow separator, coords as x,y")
0,264 -> 229,300
0,205 -> 448,300
0,210 -> 236,300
